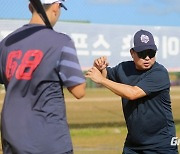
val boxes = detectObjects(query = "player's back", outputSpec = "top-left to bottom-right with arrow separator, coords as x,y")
0,24 -> 76,153
0,24 -> 72,91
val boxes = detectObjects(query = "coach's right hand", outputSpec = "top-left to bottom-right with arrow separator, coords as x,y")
93,56 -> 109,71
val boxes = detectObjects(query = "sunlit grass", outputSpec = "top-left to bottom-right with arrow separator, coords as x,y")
0,86 -> 179,153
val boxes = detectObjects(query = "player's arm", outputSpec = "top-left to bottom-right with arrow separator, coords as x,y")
86,67 -> 146,100
67,83 -> 86,99
101,78 -> 146,100
58,39 -> 86,99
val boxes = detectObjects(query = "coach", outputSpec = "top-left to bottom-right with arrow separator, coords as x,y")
86,29 -> 178,154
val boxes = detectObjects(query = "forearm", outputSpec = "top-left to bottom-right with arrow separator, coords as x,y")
86,66 -> 146,100
67,82 -> 86,99
101,68 -> 107,78
100,78 -> 146,100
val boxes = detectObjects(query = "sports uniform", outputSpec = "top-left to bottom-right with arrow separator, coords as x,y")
107,61 -> 178,153
86,30 -> 178,154
0,1 -> 85,153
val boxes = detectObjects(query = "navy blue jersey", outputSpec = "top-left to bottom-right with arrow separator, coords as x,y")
0,24 -> 85,153
107,61 -> 176,150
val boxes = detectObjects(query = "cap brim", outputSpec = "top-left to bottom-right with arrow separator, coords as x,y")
133,45 -> 157,52
45,0 -> 67,10
60,3 -> 67,10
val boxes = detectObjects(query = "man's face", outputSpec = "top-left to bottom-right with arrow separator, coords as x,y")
130,49 -> 156,70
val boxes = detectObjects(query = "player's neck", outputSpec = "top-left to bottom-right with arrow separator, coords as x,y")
29,14 -> 46,26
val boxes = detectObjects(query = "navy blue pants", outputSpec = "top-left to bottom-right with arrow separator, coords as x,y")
63,150 -> 73,154
123,146 -> 178,154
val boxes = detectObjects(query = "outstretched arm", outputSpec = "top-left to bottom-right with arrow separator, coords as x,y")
86,67 -> 146,100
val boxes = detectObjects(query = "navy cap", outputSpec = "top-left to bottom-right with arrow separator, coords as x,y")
131,30 -> 157,52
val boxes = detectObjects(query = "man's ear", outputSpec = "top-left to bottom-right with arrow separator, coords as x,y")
51,3 -> 60,16
130,49 -> 134,58
29,3 -> 34,13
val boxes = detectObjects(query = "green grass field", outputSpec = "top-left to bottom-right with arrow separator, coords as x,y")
0,87 -> 180,154
65,87 -> 180,154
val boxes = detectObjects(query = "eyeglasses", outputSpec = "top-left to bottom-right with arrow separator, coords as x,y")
136,50 -> 156,59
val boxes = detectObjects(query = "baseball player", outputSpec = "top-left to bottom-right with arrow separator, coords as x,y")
0,0 -> 86,153
86,30 -> 178,154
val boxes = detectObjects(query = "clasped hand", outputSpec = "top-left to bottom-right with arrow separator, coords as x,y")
85,57 -> 109,83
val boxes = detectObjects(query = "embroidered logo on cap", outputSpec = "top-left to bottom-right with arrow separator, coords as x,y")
141,35 -> 149,43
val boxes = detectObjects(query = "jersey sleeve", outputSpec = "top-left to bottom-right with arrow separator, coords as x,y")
136,68 -> 170,95
107,63 -> 122,82
57,39 -> 85,87
106,67 -> 117,81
